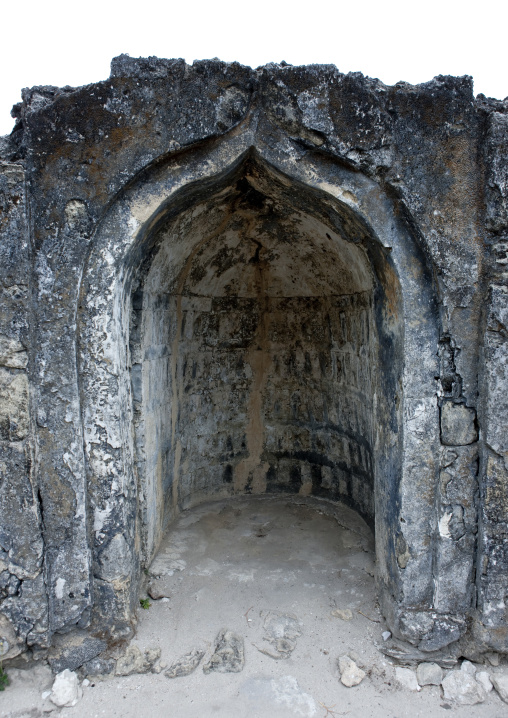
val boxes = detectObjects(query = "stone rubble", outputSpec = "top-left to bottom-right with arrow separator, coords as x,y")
475,670 -> 493,693
147,579 -> 171,601
338,655 -> 366,687
115,645 -> 161,676
50,669 -> 82,707
416,661 -> 443,686
491,672 -> 508,703
441,668 -> 487,705
394,666 -> 420,692
203,629 -> 244,674
256,611 -> 303,659
165,648 -> 205,678
460,659 -> 477,676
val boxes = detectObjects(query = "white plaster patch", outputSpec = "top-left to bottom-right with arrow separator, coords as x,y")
94,505 -> 113,535
55,577 -> 66,599
439,512 -> 453,539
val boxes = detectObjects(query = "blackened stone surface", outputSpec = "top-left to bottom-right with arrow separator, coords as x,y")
477,97 -> 508,653
0,161 -> 46,660
81,657 -> 115,678
48,634 -> 106,673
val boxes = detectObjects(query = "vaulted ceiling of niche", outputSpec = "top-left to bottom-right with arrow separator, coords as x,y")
144,164 -> 374,299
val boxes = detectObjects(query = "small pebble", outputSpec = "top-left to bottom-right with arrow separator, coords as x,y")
382,631 -> 391,641
82,678 -> 90,687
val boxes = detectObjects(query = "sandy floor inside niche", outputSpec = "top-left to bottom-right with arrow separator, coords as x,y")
4,496 -> 506,718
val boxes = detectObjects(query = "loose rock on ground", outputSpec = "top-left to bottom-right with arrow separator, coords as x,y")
203,629 -> 244,674
165,648 -> 205,678
338,655 -> 365,687
50,669 -> 82,707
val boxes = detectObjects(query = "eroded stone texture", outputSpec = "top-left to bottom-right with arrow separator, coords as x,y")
203,629 -> 244,674
338,655 -> 366,687
0,161 -> 46,659
165,648 -> 205,678
0,56 -> 507,661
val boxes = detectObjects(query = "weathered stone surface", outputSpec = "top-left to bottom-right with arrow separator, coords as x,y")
147,579 -> 171,601
165,648 -> 205,678
1,57 -> 508,662
491,672 -> 508,703
115,645 -> 161,676
460,659 -> 476,676
394,667 -> 420,692
441,670 -> 487,705
440,402 -> 478,446
258,611 -> 302,659
82,656 -> 116,678
48,633 -> 106,673
416,662 -> 443,686
476,671 -> 493,693
332,608 -> 353,621
380,641 -> 457,668
203,629 -> 244,674
50,669 -> 82,707
0,336 -> 27,369
338,656 -> 366,687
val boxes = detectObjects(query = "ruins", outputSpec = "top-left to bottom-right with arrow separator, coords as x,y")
1,55 -> 507,667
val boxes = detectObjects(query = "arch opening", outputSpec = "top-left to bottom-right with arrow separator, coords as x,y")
129,155 -> 403,566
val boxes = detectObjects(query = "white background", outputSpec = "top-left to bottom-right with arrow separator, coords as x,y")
0,0 -> 506,136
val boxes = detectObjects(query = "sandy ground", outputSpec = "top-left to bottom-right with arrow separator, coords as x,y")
2,495 -> 508,718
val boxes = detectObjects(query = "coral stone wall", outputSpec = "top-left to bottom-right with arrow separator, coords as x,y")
0,55 -> 507,663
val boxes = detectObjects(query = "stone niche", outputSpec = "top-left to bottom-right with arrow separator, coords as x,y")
1,55 -> 508,665
132,157 -> 384,559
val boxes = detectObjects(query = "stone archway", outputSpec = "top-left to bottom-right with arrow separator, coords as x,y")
79,138 -> 441,644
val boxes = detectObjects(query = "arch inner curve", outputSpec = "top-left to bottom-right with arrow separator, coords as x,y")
129,154 -> 401,563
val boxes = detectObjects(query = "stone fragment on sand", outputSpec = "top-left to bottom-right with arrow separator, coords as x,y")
148,579 -> 171,600
382,631 -> 391,641
491,672 -> 508,703
50,669 -> 82,707
416,662 -> 443,686
165,648 -> 205,678
394,667 -> 420,691
441,670 -> 486,705
476,671 -> 493,693
203,629 -> 244,674
338,655 -> 366,687
332,608 -> 353,621
115,645 -> 161,676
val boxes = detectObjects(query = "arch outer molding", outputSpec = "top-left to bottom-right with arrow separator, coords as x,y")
75,129 -> 448,647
